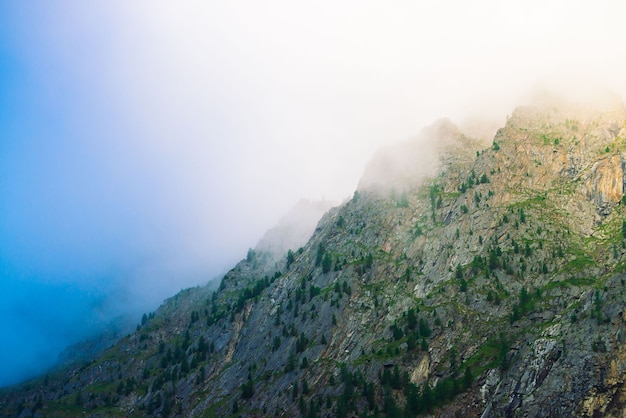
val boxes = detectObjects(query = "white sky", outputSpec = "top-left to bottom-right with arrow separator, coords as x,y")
6,0 -> 626,288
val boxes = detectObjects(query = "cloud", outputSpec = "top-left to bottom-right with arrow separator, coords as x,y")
1,0 -> 626,387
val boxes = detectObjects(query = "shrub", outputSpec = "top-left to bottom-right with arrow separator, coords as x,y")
322,253 -> 332,274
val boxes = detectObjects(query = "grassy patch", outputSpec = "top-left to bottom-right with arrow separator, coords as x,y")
542,277 -> 596,291
613,259 -> 626,273
86,381 -> 117,394
562,256 -> 595,273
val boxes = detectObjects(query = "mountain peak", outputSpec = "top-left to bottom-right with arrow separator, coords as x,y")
254,199 -> 335,259
502,90 -> 626,140
358,118 -> 484,193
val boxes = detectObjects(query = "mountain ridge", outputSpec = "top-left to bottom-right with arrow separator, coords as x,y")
3,98 -> 626,417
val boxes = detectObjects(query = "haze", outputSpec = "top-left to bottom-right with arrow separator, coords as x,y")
1,1 -> 626,388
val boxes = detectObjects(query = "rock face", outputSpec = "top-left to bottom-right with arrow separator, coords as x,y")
3,98 -> 626,418
587,155 -> 624,214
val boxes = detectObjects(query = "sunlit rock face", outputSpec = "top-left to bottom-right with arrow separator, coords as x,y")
586,155 -> 624,213
5,97 -> 626,418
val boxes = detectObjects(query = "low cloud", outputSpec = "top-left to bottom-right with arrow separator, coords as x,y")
1,0 -> 625,387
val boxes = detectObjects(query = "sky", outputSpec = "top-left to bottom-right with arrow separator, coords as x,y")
1,0 -> 626,388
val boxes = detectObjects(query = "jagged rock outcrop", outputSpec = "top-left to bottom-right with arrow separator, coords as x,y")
586,155 -> 624,214
2,97 -> 626,418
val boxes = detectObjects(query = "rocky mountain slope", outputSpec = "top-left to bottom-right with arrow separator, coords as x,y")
3,98 -> 626,417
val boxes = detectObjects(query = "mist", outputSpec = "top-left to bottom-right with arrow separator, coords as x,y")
1,1 -> 626,387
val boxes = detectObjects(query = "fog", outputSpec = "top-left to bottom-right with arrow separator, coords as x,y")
1,1 -> 625,387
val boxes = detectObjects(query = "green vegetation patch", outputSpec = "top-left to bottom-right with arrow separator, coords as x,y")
562,256 -> 596,273
613,259 -> 626,273
542,277 -> 596,291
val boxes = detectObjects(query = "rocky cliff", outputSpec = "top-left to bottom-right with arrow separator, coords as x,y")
2,98 -> 626,418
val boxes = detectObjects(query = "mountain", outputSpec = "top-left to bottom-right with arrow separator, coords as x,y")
3,97 -> 626,417
254,199 -> 336,264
